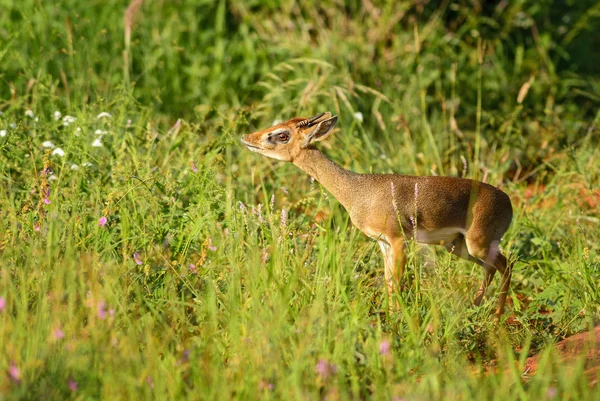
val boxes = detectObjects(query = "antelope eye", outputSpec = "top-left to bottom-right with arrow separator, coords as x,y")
277,133 -> 289,142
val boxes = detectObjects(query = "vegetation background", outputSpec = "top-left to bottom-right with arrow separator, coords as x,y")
1,0 -> 599,399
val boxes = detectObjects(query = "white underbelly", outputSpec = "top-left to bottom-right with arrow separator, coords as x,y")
361,224 -> 466,246
415,227 -> 466,245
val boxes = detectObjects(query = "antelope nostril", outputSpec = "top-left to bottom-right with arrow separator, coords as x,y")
240,135 -> 246,142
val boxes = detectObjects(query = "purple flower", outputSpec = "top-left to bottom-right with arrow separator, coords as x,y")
146,375 -> 154,388
44,198 -> 51,204
190,161 -> 198,173
53,328 -> 65,340
68,377 -> 78,391
97,301 -> 107,320
9,363 -> 20,383
189,264 -> 197,274
0,296 -> 5,312
98,216 -> 107,227
182,349 -> 190,363
259,380 -> 274,390
34,222 -> 41,232
133,252 -> 143,265
379,339 -> 391,356
315,359 -> 336,380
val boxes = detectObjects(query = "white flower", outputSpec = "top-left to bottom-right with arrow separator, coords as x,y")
54,111 -> 62,120
97,112 -> 112,119
63,116 -> 77,126
0,130 -> 6,137
94,129 -> 107,136
92,138 -> 103,147
9,123 -> 16,129
49,175 -> 58,181
353,112 -> 363,122
81,162 -> 93,167
42,141 -> 55,148
25,110 -> 35,118
51,148 -> 65,157
70,164 -> 79,170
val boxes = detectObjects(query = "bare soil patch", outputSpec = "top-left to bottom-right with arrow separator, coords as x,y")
523,326 -> 600,385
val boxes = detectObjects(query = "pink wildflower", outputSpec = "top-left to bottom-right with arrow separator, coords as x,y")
190,161 -> 198,173
53,328 -> 65,340
133,252 -> 143,265
315,359 -> 336,380
44,198 -> 51,205
68,377 -> 78,391
98,216 -> 107,227
189,264 -> 197,274
97,301 -> 107,320
0,296 -> 5,312
259,380 -> 274,390
380,339 -> 391,356
9,363 -> 20,383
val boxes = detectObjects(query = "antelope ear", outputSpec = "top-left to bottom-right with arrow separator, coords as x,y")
303,116 -> 338,147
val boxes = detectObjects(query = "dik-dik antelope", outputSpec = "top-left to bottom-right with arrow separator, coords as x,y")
241,112 -> 513,316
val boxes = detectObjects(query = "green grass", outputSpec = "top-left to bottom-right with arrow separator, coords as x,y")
1,0 -> 599,399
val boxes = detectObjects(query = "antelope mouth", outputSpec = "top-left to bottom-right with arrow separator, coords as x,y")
241,136 -> 263,152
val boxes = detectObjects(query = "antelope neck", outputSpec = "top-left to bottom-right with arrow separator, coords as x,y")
292,147 -> 358,210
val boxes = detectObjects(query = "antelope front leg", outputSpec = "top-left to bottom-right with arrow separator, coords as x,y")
379,238 -> 406,313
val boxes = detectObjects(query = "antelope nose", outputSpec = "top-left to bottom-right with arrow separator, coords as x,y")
240,135 -> 246,143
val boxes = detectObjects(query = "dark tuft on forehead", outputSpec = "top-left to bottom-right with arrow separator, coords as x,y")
287,117 -> 307,126
294,112 -> 327,128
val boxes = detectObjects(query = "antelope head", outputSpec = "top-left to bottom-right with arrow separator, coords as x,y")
241,112 -> 338,162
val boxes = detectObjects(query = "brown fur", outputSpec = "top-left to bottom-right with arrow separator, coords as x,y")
242,113 -> 514,317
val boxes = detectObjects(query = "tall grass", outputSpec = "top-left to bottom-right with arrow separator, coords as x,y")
1,0 -> 599,399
